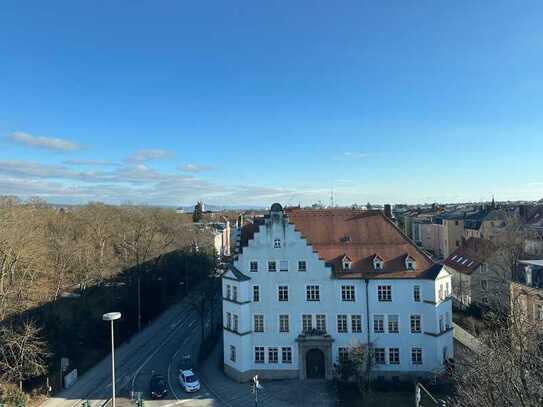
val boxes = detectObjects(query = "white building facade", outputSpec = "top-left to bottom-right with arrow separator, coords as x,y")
222,204 -> 453,382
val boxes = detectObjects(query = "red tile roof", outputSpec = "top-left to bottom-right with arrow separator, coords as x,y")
443,237 -> 496,275
285,208 -> 435,279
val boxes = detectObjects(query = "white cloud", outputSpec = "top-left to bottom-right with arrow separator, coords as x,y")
127,149 -> 174,162
7,131 -> 81,151
179,164 -> 216,173
63,159 -> 116,166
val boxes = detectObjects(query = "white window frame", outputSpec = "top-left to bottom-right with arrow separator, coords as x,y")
279,314 -> 290,333
281,347 -> 292,364
298,260 -> 307,272
337,314 -> 348,333
306,285 -> 320,301
252,285 -> 260,302
274,238 -> 281,248
268,260 -> 277,272
373,314 -> 385,333
278,285 -> 289,302
377,285 -> 392,302
351,314 -> 362,333
254,346 -> 265,363
410,314 -> 422,334
254,314 -> 264,333
411,347 -> 423,365
279,260 -> 289,272
413,285 -> 421,302
249,260 -> 259,273
302,314 -> 313,332
387,314 -> 399,334
374,347 -> 386,365
233,314 -> 238,332
341,285 -> 356,302
268,347 -> 279,363
316,314 -> 327,332
230,345 -> 236,362
389,347 -> 400,365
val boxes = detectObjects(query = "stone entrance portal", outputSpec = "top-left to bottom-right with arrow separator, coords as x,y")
306,348 -> 325,379
296,333 -> 334,380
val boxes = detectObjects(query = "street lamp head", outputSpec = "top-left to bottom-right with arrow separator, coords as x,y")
102,312 -> 121,321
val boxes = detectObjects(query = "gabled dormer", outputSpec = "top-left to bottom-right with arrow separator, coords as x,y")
405,255 -> 417,271
373,254 -> 384,271
342,254 -> 352,271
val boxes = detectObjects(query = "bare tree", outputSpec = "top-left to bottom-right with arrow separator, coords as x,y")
0,321 -> 49,391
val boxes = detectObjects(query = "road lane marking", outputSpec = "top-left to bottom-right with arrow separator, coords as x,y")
130,312 -> 195,394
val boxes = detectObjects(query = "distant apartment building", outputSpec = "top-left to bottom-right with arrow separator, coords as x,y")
443,237 -> 511,308
511,259 -> 543,325
519,205 -> 543,256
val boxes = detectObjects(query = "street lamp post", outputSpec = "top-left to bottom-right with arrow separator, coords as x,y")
102,312 -> 121,407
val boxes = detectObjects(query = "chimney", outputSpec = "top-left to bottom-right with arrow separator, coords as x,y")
384,204 -> 392,219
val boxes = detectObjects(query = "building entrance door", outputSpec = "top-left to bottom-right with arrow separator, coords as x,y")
306,348 -> 325,379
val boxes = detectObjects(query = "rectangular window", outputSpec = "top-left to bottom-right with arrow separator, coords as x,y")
341,285 -> 356,302
411,348 -> 423,365
232,286 -> 238,302
274,238 -> 281,248
278,285 -> 289,301
410,315 -> 421,333
351,315 -> 362,333
389,348 -> 400,365
377,285 -> 392,302
388,314 -> 399,333
253,285 -> 260,302
298,261 -> 307,272
481,280 -> 487,290
445,312 -> 451,329
268,261 -> 277,272
373,315 -> 384,333
230,345 -> 236,362
250,261 -> 258,272
302,314 -> 313,332
280,260 -> 289,272
281,347 -> 292,363
279,314 -> 290,332
439,315 -> 444,332
445,282 -> 450,296
536,304 -> 543,321
226,284 -> 231,299
226,312 -> 231,329
316,314 -> 326,332
268,347 -> 278,363
413,285 -> 421,302
374,348 -> 386,364
439,284 -> 444,300
254,314 -> 264,332
338,347 -> 349,362
233,314 -> 238,332
337,314 -> 348,333
254,347 -> 265,363
306,285 -> 320,301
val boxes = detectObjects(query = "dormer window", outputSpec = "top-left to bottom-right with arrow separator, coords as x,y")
274,239 -> 281,248
373,255 -> 384,271
342,255 -> 352,271
405,255 -> 416,271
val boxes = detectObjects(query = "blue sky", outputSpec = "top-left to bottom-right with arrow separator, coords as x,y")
1,1 -> 543,206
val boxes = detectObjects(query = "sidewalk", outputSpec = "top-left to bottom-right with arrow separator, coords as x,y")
198,345 -> 336,407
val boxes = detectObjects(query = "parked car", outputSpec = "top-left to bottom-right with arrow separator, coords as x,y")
178,369 -> 200,393
150,374 -> 168,399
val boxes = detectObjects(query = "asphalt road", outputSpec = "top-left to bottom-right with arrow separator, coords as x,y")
41,299 -> 220,407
